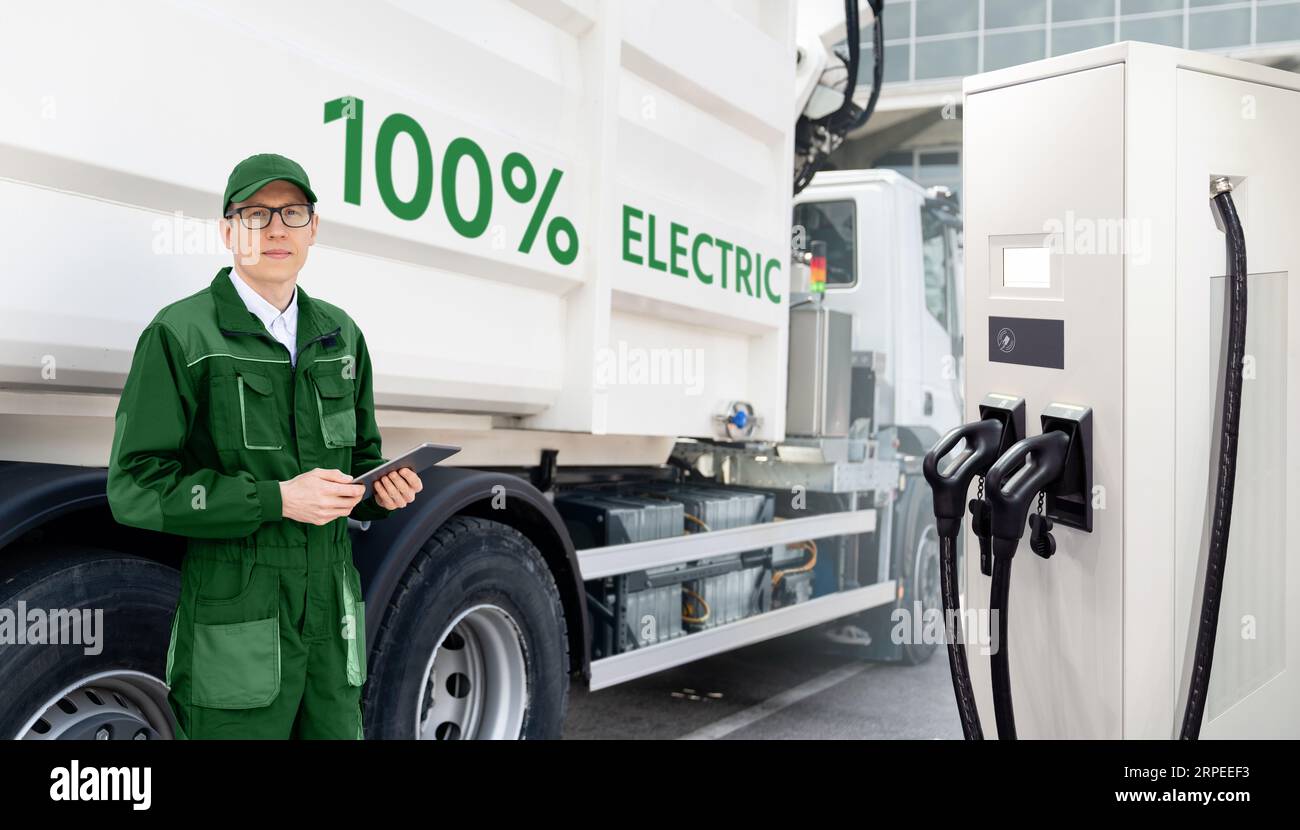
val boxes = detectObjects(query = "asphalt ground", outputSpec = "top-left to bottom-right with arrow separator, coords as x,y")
564,624 -> 962,740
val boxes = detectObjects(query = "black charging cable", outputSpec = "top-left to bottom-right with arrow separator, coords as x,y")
982,430 -> 1071,740
1180,180 -> 1248,740
922,418 -> 1008,740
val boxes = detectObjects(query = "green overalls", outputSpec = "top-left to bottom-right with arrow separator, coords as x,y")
107,266 -> 392,739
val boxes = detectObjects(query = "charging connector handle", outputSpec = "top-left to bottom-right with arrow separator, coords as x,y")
982,429 -> 1071,740
984,431 -> 1071,544
923,419 -> 1004,537
923,418 -> 1005,741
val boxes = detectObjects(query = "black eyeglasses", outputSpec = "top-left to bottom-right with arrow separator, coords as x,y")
225,203 -> 314,230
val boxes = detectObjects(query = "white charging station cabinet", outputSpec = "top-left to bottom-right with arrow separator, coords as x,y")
963,42 -> 1299,738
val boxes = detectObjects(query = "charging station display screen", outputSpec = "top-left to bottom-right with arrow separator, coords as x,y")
1003,247 -> 1052,288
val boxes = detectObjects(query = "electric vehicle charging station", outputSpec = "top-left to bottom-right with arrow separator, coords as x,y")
946,42 -> 1300,739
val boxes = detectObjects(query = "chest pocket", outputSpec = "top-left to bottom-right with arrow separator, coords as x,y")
235,369 -> 284,451
311,364 -> 357,448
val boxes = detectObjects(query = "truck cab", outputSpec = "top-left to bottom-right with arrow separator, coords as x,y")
793,168 -> 964,451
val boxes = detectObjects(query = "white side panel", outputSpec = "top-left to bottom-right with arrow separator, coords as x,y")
1173,69 -> 1300,739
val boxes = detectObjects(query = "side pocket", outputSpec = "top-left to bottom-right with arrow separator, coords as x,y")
337,563 -> 367,686
191,616 -> 281,708
164,607 -> 180,688
355,600 -> 367,684
190,563 -> 282,709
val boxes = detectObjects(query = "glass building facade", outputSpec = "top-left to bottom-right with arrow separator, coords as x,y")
853,1 -> 1300,199
868,0 -> 1300,83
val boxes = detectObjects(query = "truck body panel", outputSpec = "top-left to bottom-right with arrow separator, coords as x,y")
0,0 -> 795,450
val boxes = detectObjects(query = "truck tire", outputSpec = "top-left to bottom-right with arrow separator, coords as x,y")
362,516 -> 570,740
0,545 -> 180,739
855,477 -> 944,664
892,478 -> 942,665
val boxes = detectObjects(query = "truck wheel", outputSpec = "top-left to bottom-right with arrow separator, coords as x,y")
894,479 -> 942,665
0,545 -> 179,739
362,516 -> 569,740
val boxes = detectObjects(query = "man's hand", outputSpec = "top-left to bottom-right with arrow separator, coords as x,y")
280,468 -> 365,525
374,467 -> 423,510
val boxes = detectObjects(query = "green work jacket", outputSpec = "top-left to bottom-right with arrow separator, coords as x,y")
107,266 -> 392,544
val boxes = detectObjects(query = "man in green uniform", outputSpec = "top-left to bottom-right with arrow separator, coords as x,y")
107,153 -> 423,739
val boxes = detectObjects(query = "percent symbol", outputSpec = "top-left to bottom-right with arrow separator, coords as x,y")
501,152 -> 579,266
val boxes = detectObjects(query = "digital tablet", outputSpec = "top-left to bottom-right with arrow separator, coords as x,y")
351,442 -> 461,500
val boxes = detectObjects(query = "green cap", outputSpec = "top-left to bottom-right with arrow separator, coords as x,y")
222,153 -> 318,215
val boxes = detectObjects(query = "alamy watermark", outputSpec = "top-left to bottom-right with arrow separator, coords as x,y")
891,601 -> 1000,656
1042,211 -> 1153,266
0,602 -> 103,656
151,210 -> 280,265
594,340 -> 705,396
50,761 -> 150,810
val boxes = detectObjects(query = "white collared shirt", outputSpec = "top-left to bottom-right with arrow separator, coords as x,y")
228,271 -> 299,366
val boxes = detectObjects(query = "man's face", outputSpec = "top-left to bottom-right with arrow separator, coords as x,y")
221,179 -> 318,284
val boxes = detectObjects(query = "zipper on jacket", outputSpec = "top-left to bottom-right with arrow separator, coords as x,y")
294,326 -> 342,450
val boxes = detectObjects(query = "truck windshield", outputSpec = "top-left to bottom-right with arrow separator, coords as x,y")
921,205 -> 950,332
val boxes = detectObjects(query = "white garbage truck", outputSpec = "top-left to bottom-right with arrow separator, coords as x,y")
0,0 -> 963,739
